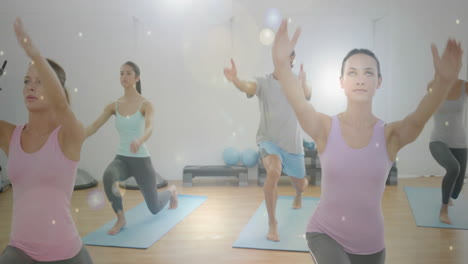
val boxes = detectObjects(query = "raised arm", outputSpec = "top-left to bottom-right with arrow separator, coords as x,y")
14,18 -> 69,114
272,20 -> 330,151
14,18 -> 85,149
224,58 -> 257,97
85,102 -> 115,138
386,39 -> 463,160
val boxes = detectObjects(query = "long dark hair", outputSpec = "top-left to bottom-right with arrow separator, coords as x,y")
341,49 -> 381,78
124,61 -> 141,94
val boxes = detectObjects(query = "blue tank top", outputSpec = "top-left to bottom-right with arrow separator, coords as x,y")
115,101 -> 150,157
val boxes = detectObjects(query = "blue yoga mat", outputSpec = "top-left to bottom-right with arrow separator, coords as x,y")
233,196 -> 319,252
83,194 -> 207,248
405,186 -> 468,229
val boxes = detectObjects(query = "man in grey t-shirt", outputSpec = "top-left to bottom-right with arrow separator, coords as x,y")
224,51 -> 311,241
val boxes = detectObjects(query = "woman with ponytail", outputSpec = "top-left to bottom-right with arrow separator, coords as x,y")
86,61 -> 178,235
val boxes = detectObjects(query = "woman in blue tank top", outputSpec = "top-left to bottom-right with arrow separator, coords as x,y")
85,61 -> 178,235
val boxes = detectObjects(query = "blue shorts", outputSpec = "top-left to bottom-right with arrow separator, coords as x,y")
258,141 -> 306,179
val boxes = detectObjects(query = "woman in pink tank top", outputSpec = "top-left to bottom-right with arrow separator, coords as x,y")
0,18 -> 93,263
271,20 -> 463,264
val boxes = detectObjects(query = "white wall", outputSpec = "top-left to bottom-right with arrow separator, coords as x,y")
1,0 -> 467,181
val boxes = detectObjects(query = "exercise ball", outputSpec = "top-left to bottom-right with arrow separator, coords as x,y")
241,148 -> 259,167
223,147 -> 240,166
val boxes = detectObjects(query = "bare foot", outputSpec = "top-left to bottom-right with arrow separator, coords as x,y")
267,222 -> 280,242
108,218 -> 126,235
169,185 -> 178,209
439,205 -> 452,225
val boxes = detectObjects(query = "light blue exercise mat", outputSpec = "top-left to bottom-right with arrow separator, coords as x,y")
83,194 -> 207,248
233,196 -> 319,252
405,186 -> 468,229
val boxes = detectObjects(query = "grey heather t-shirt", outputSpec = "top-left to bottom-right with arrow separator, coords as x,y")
249,73 -> 304,154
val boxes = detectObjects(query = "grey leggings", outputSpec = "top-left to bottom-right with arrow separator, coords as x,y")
0,244 -> 93,264
104,155 -> 171,214
306,232 -> 385,264
429,141 -> 467,204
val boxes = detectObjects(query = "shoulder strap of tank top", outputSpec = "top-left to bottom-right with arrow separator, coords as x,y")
325,115 -> 341,146
377,119 -> 385,127
12,125 -> 24,146
14,125 -> 23,135
50,125 -> 62,138
46,125 -> 62,151
6,125 -> 21,156
331,115 -> 339,134
375,119 -> 386,136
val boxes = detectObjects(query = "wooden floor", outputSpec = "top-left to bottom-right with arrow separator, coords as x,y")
1,176 -> 467,264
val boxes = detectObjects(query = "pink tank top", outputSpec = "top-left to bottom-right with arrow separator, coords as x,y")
307,115 -> 392,254
6,125 -> 82,261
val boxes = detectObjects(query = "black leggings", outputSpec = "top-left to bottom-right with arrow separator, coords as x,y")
103,155 -> 171,214
429,141 -> 467,204
306,232 -> 385,264
0,245 -> 93,264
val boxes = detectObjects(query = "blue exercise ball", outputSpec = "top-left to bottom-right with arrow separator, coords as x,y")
241,148 -> 259,167
223,147 -> 240,166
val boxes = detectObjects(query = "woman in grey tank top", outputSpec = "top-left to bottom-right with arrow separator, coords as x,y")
429,79 -> 468,224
